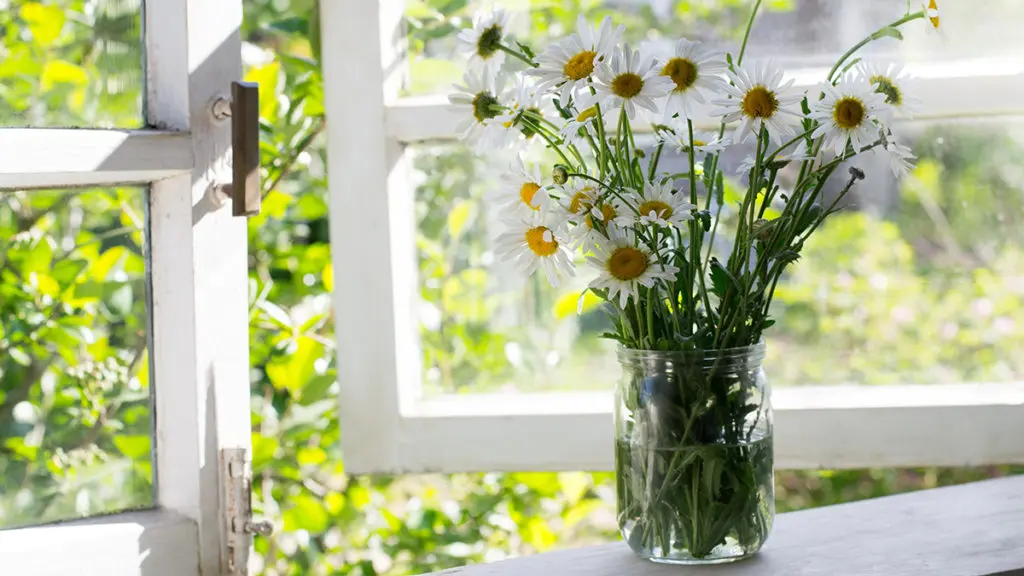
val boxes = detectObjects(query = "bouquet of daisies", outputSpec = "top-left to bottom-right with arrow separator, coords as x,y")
450,1 -> 939,353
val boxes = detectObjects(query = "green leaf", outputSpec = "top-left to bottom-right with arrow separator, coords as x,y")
41,60 -> 88,89
284,494 -> 329,533
21,3 -> 66,46
875,27 -> 904,41
268,17 -> 308,34
322,263 -> 334,292
552,290 -> 601,320
308,3 -> 321,64
300,374 -> 336,404
113,435 -> 151,461
709,258 -> 739,299
266,336 -> 324,395
446,200 -> 473,239
9,348 -> 32,366
244,60 -> 281,120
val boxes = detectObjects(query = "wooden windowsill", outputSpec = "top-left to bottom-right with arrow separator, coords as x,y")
427,475 -> 1024,575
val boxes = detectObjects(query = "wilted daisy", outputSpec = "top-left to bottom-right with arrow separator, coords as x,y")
617,180 -> 695,229
497,157 -> 550,216
495,214 -> 575,287
658,39 -> 726,119
528,16 -> 624,103
810,77 -> 888,156
448,71 -> 510,151
859,61 -> 921,118
663,129 -> 730,156
713,60 -> 802,144
584,44 -> 674,119
873,139 -> 916,177
457,9 -> 510,74
559,106 -> 599,147
571,196 -> 626,251
492,78 -> 546,142
588,229 -> 679,308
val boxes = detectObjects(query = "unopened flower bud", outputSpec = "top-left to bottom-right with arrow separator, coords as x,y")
849,166 -> 866,181
552,165 -> 569,185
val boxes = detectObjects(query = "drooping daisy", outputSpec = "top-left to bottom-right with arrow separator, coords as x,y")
923,0 -> 940,32
571,197 -> 626,252
449,71 -> 510,151
617,180 -> 695,229
712,60 -> 802,144
873,138 -> 917,178
559,106 -> 599,147
810,77 -> 888,156
663,128 -> 730,156
858,61 -> 922,118
658,39 -> 726,120
495,214 -> 575,287
583,44 -> 674,119
496,157 -> 551,216
559,178 -> 600,220
491,78 -> 546,143
587,228 -> 679,308
457,9 -> 510,74
528,16 -> 624,104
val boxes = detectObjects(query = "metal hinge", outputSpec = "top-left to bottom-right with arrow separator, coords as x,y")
221,448 -> 274,574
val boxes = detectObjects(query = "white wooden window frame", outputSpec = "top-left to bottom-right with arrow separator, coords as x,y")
328,0 -> 1024,475
0,0 -> 251,574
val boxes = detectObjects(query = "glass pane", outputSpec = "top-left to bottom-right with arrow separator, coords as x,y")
0,187 -> 152,528
414,120 -> 1024,393
0,0 -> 143,127
405,0 -> 1024,96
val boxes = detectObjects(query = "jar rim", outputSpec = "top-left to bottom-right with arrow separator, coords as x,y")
616,341 -> 765,361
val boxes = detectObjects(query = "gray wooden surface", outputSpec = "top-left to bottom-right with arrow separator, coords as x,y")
428,475 -> 1024,576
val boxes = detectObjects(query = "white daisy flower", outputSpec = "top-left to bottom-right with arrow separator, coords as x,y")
559,106 -> 599,147
496,157 -> 551,216
495,214 -> 575,287
587,228 -> 680,308
617,180 -> 696,229
457,9 -> 510,74
448,72 -> 512,152
810,77 -> 888,156
491,78 -> 547,144
528,16 -> 624,104
657,39 -> 726,120
571,198 -> 625,252
559,178 -> 600,220
582,44 -> 674,119
924,0 -> 941,33
712,60 -> 803,144
873,139 -> 917,178
858,61 -> 922,118
663,128 -> 730,156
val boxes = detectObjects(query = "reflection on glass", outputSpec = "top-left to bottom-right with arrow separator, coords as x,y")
0,0 -> 143,127
0,187 -> 152,528
414,122 -> 1024,393
405,0 -> 1024,96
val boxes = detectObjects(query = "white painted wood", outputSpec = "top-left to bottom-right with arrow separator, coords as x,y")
0,130 -> 192,189
344,384 -> 1024,473
387,59 -> 1024,142
425,475 -> 1024,576
325,0 -> 423,473
145,0 -> 250,573
0,511 -> 198,576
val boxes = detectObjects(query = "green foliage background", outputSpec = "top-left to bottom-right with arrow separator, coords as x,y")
2,0 -> 1023,574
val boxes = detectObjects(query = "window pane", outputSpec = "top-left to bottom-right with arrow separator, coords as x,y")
0,187 -> 151,528
414,120 -> 1024,393
0,0 -> 143,127
405,0 -> 1024,96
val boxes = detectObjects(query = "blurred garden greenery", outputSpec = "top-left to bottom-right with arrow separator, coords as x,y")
2,0 -> 1024,574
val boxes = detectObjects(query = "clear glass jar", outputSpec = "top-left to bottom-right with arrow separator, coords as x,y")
615,343 -> 773,564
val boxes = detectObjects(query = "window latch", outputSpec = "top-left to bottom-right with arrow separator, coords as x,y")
209,81 -> 262,217
221,447 -> 274,574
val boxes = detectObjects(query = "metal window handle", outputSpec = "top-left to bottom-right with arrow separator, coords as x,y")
244,519 -> 274,537
209,81 -> 261,217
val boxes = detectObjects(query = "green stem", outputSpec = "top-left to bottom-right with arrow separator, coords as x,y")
735,0 -> 763,67
827,11 -> 925,82
498,44 -> 538,68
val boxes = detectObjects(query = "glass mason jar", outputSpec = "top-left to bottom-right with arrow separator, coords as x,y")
615,343 -> 773,564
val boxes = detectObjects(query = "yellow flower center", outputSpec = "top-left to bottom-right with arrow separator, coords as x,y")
520,182 -> 542,210
611,73 -> 644,99
926,0 -> 940,29
741,86 -> 778,119
576,107 -> 598,122
525,226 -> 558,256
585,204 -> 617,229
607,246 -> 648,281
833,97 -> 866,130
662,57 -> 698,92
569,187 -> 595,214
638,200 -> 673,220
563,51 -> 597,81
871,75 -> 903,106
693,139 -> 706,147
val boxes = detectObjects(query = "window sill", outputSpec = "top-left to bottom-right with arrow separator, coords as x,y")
426,475 -> 1024,575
